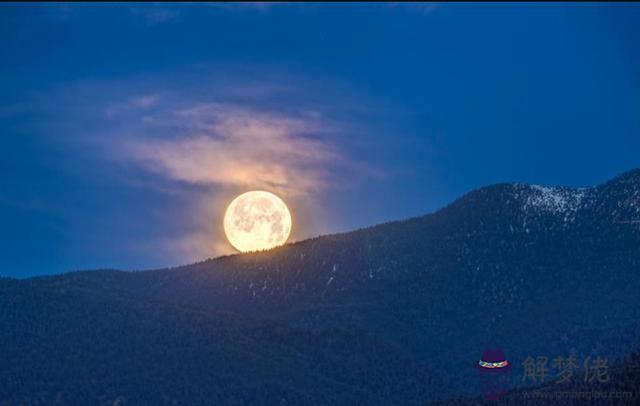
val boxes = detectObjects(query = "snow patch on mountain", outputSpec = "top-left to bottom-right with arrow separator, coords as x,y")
517,184 -> 591,220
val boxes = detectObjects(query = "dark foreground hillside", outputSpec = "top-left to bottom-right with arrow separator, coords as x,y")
1,169 -> 639,404
0,278 -> 445,405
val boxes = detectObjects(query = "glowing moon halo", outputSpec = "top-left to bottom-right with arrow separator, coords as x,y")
223,191 -> 292,253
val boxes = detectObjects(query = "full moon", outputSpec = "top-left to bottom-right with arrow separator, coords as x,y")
223,191 -> 292,253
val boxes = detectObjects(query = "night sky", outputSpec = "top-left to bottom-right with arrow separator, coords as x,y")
1,3 -> 639,277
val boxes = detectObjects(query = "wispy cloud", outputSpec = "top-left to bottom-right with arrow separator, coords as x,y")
206,2 -> 285,13
386,2 -> 439,14
128,6 -> 181,25
24,66 -> 381,261
132,94 -> 162,109
123,103 -> 339,198
126,2 -> 286,26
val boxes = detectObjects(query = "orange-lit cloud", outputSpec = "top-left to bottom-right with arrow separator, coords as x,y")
31,72 -> 376,262
125,103 -> 340,198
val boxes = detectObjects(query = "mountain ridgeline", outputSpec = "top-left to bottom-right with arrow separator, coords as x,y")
1,169 -> 640,405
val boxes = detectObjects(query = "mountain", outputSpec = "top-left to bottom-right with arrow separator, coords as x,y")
1,169 -> 639,404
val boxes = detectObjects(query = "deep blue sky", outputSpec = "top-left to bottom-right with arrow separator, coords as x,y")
1,3 -> 639,277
